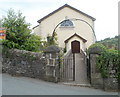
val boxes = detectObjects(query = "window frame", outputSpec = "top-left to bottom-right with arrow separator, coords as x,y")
60,20 -> 74,28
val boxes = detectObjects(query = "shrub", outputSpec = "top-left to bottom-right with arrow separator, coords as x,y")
88,43 -> 119,80
1,9 -> 42,52
88,43 -> 107,54
96,49 -> 119,79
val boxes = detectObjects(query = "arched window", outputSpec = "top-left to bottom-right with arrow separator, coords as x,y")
60,20 -> 74,27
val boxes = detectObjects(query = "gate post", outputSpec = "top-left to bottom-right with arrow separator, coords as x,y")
73,53 -> 75,81
44,45 -> 60,82
89,47 -> 104,89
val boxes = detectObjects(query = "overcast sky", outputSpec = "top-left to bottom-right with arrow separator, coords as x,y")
0,0 -> 119,41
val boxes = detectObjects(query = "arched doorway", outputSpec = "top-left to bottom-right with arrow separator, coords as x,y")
71,40 -> 80,53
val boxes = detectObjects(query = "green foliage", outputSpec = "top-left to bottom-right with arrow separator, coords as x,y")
1,9 -> 42,52
45,32 -> 58,47
21,34 -> 42,52
117,50 -> 120,80
88,42 -> 119,80
58,51 -> 64,68
97,36 -> 118,50
0,19 -> 3,27
2,46 -> 12,58
2,40 -> 20,49
88,43 -> 107,54
96,49 -> 119,79
63,47 -> 67,53
0,40 -> 2,54
89,43 -> 107,50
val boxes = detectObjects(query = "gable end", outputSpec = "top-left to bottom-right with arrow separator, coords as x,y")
37,4 -> 96,23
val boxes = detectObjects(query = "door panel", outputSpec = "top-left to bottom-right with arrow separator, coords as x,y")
71,40 -> 80,53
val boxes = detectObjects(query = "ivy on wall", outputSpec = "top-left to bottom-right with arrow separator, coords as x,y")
88,43 -> 120,80
46,32 -> 58,47
96,49 -> 119,78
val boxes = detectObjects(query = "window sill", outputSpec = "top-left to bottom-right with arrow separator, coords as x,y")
59,26 -> 75,28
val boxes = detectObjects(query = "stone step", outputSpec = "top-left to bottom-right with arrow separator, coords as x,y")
62,82 -> 91,87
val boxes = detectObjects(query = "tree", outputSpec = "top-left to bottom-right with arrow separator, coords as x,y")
22,34 -> 43,52
1,9 -> 41,52
97,36 -> 118,50
2,9 -> 30,48
0,18 -> 3,27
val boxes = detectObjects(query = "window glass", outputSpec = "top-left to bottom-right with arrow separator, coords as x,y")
60,20 -> 73,27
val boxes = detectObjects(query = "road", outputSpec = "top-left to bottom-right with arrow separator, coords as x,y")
0,74 -> 2,96
2,74 -> 118,95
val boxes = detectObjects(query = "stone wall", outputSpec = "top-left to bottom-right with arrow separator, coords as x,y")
2,47 -> 60,82
90,53 -> 118,91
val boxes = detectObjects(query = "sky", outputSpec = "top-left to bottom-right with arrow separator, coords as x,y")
0,0 -> 119,41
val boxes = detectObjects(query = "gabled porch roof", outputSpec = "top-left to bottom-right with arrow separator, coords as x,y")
64,33 -> 87,43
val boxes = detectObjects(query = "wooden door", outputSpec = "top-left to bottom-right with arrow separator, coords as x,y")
71,40 -> 80,53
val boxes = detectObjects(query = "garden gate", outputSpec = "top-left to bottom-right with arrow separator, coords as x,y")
60,57 -> 74,82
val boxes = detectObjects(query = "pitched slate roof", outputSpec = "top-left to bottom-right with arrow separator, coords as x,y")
64,33 -> 87,43
37,4 -> 96,23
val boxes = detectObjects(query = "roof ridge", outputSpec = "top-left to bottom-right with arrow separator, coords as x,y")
37,4 -> 96,23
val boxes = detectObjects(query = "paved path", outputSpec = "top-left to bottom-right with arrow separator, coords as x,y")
2,74 -> 118,95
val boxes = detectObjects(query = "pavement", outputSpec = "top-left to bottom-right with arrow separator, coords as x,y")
0,74 -> 2,96
2,73 -> 118,95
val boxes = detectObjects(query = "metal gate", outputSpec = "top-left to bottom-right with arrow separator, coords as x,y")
60,58 -> 74,82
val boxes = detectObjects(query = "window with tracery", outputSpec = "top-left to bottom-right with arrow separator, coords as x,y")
60,20 -> 74,27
